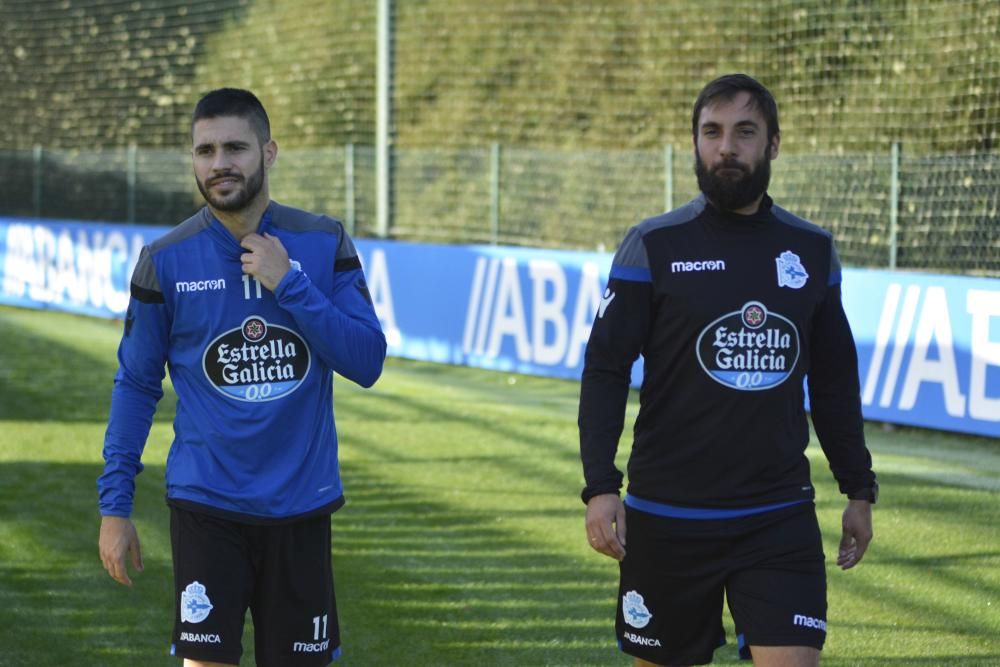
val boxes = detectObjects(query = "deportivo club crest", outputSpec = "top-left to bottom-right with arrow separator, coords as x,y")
776,250 -> 809,289
203,315 -> 311,402
696,301 -> 801,391
622,591 -> 652,629
180,581 -> 214,624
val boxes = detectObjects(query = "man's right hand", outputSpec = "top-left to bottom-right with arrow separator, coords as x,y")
99,515 -> 144,586
585,493 -> 627,561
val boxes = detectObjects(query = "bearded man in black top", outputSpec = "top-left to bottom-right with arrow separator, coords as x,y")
579,74 -> 877,667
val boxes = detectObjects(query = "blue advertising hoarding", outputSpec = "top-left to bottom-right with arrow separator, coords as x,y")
1,216 -> 997,437
842,270 -> 1000,436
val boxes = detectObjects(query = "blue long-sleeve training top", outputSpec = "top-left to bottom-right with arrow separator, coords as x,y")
98,201 -> 386,522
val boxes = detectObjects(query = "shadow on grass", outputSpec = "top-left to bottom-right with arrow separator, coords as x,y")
332,369 -> 588,500
3,458 -> 997,666
823,659 -> 1000,666
0,364 -> 628,667
0,310 -> 627,664
816,470 -> 1000,655
0,460 -> 176,667
5,309 -> 996,665
330,442 -> 632,666
0,307 -> 177,423
0,456 -> 627,667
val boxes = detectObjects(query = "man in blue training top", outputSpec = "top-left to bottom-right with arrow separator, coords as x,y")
98,88 -> 386,667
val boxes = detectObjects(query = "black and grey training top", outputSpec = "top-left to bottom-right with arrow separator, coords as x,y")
579,193 -> 875,511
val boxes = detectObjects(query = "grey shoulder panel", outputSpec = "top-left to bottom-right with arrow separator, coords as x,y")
613,225 -> 651,270
613,196 -> 705,269
335,230 -> 359,262
269,201 -> 360,269
269,201 -> 345,236
147,208 -> 212,255
130,246 -> 159,292
132,209 -> 212,303
770,204 -> 832,240
634,195 -> 706,236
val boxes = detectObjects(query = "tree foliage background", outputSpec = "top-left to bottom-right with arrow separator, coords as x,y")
2,0 -> 997,153
1,1 -> 997,273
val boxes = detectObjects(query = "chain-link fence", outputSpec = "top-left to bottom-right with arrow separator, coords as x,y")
2,0 -> 998,274
2,145 -> 996,275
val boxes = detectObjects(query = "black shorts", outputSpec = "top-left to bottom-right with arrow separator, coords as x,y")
169,506 -> 341,666
617,500 -> 827,665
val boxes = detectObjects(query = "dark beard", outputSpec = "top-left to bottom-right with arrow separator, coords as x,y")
196,155 -> 265,212
695,150 -> 771,213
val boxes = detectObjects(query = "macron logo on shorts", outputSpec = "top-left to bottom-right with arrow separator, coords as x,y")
293,639 -> 331,653
792,614 -> 827,632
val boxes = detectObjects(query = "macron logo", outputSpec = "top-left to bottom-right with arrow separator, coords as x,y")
176,279 -> 226,293
793,614 -> 827,632
671,259 -> 726,273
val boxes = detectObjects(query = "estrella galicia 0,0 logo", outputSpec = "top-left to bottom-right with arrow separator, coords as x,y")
696,301 -> 800,391
202,316 -> 311,402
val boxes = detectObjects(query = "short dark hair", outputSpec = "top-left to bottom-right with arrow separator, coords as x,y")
192,88 -> 271,144
692,74 -> 779,144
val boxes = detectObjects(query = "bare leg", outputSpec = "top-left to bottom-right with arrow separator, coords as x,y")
749,645 -> 821,667
634,657 -> 691,667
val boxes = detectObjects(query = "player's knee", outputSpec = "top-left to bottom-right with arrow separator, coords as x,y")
634,657 -> 691,667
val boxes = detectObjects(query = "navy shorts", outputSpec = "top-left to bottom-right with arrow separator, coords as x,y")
169,506 -> 341,666
616,500 -> 827,665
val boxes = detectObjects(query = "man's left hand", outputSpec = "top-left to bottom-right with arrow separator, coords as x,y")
837,499 -> 873,570
240,232 -> 291,292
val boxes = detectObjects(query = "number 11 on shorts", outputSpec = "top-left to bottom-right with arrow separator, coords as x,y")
312,614 -> 328,641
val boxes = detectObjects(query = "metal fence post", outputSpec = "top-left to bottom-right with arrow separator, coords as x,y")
490,142 -> 501,245
664,144 -> 673,212
32,144 -> 43,218
889,142 -> 900,270
375,0 -> 393,238
345,143 -> 356,236
126,142 -> 137,223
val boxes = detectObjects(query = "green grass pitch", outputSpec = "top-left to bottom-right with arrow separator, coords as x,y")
0,305 -> 997,666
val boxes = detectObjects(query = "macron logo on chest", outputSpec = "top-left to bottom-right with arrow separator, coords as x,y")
670,259 -> 727,273
175,278 -> 227,293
